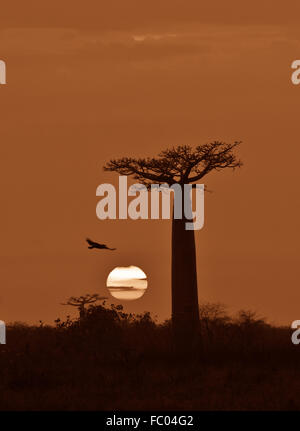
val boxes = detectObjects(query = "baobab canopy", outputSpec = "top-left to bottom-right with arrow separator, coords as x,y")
103,142 -> 242,187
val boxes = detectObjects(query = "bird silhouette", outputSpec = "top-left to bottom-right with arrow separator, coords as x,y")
86,238 -> 116,250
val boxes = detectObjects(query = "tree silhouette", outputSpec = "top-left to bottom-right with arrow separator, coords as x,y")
104,142 -> 242,349
62,294 -> 107,320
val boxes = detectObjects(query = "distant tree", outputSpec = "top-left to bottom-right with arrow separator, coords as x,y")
104,142 -> 242,350
237,310 -> 266,327
61,294 -> 107,320
199,302 -> 231,343
199,302 -> 229,324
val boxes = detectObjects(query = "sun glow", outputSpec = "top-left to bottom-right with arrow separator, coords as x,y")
107,266 -> 147,300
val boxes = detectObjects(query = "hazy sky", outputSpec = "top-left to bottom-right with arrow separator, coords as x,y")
1,1 -> 300,324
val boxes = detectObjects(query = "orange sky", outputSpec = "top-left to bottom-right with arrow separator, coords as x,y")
1,1 -> 300,325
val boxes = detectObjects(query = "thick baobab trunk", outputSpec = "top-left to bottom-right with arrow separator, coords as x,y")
171,198 -> 200,350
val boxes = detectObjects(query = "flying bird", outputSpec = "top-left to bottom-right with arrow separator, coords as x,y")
86,238 -> 116,251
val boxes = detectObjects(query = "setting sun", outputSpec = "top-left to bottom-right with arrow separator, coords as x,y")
107,266 -> 148,300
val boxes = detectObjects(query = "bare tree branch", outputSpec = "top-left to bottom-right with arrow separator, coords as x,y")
61,294 -> 107,307
103,142 -> 242,185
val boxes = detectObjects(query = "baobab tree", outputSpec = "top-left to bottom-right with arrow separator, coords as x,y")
62,294 -> 107,320
104,142 -> 242,349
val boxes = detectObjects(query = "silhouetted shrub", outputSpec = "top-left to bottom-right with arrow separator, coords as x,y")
0,302 -> 299,410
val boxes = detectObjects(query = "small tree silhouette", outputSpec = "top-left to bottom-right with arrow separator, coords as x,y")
104,142 -> 242,349
61,294 -> 107,320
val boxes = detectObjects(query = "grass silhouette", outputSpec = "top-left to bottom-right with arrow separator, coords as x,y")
0,301 -> 299,410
